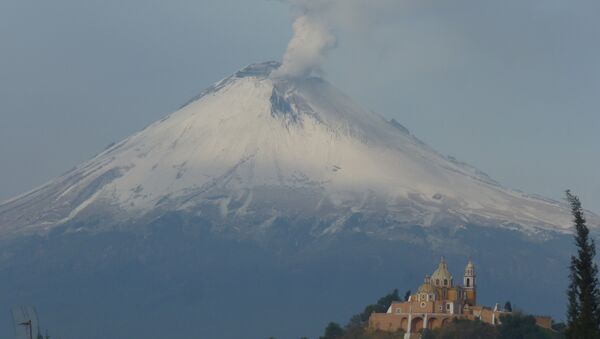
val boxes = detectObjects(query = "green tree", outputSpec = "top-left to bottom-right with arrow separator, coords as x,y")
504,301 -> 512,312
347,304 -> 386,328
420,328 -> 435,339
320,322 -> 345,339
347,289 -> 402,328
565,190 -> 600,339
498,313 -> 549,339
376,289 -> 400,309
431,318 -> 498,339
552,322 -> 566,332
403,290 -> 411,302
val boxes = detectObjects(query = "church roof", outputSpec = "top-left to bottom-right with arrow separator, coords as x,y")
431,257 -> 453,283
417,282 -> 436,294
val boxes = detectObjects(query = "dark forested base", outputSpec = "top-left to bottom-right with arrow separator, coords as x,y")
0,219 -> 573,339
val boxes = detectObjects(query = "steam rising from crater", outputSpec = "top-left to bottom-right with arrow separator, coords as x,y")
272,0 -> 406,79
271,14 -> 336,79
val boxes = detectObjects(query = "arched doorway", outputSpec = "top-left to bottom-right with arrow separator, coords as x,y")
428,317 -> 439,330
400,317 -> 408,331
441,318 -> 449,327
411,317 -> 424,333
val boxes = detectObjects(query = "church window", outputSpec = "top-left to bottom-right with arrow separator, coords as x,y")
446,303 -> 451,310
436,279 -> 440,286
466,278 -> 470,287
396,308 -> 402,314
444,279 -> 448,286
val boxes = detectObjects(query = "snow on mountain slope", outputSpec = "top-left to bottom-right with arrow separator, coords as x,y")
0,62 -> 586,237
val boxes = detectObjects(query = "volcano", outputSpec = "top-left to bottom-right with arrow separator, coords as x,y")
0,62 -> 593,339
0,62 -> 576,238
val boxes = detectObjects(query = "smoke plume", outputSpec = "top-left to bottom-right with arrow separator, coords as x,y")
272,0 -> 405,79
271,13 -> 336,79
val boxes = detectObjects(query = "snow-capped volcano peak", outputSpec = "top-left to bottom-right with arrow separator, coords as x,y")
0,62 -> 588,237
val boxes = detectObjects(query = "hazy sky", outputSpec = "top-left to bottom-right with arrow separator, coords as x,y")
1,0 -> 599,214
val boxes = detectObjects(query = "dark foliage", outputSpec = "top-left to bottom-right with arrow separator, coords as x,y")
323,289 -> 405,338
504,301 -> 512,312
339,327 -> 404,339
565,191 -> 600,339
552,322 -> 566,332
376,289 -> 401,311
320,322 -> 345,339
498,313 -> 559,339
418,315 -> 564,339
427,318 -> 498,339
347,289 -> 402,328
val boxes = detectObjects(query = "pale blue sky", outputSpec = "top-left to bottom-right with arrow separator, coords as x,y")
1,0 -> 599,214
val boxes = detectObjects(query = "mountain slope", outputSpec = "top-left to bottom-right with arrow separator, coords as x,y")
0,62 -> 580,239
0,62 -> 595,339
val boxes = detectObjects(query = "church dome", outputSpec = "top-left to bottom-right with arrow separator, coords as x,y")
416,275 -> 437,301
431,257 -> 453,287
417,282 -> 435,294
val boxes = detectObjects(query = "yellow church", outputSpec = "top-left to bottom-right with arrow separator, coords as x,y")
368,258 -> 552,338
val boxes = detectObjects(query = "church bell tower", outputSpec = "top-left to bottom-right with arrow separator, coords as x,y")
463,259 -> 476,305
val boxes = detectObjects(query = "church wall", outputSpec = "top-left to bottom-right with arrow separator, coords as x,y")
369,313 -> 406,332
479,308 -> 495,324
466,289 -> 477,305
534,316 -> 552,329
412,300 -> 435,314
447,288 -> 458,301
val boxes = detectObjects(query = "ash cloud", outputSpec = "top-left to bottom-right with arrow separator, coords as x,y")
271,13 -> 336,79
271,0 -> 406,79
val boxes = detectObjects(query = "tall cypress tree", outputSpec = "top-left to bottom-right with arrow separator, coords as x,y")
565,190 -> 600,339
